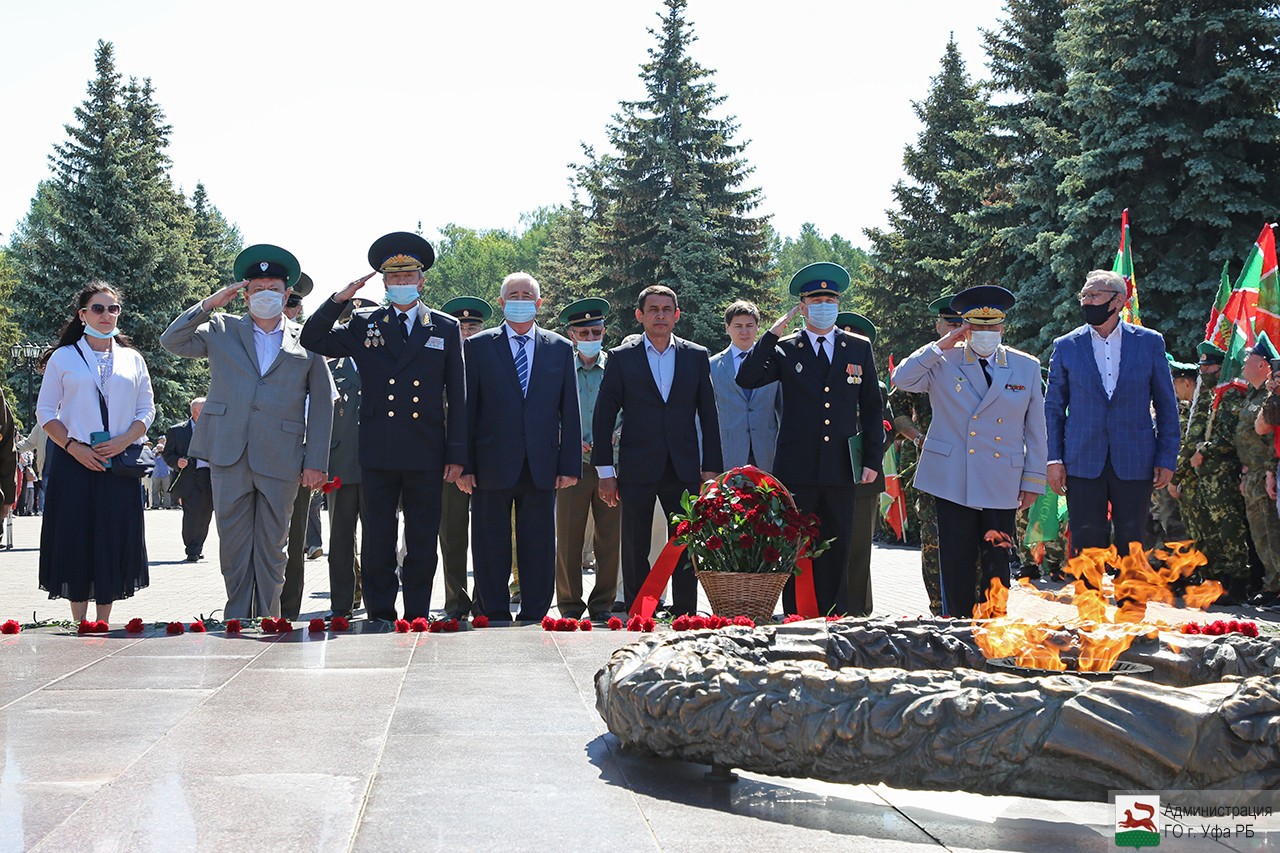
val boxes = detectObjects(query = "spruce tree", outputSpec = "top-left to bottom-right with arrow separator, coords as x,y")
1051,0 -> 1280,352
579,0 -> 770,345
191,182 -> 242,286
863,40 -> 992,363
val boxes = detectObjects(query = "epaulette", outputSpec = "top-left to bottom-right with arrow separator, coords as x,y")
1003,345 -> 1040,363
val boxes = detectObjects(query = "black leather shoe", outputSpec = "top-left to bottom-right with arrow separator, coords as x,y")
183,555 -> 200,563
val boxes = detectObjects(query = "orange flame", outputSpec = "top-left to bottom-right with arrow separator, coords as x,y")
1184,580 -> 1225,609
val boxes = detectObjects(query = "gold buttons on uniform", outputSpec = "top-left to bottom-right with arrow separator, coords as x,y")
972,415 -> 978,420
413,413 -> 419,419
413,396 -> 419,403
995,436 -> 1002,442
824,386 -> 830,392
969,431 -> 976,436
824,419 -> 830,425
389,411 -> 395,417
997,418 -> 1003,424
994,452 -> 1001,458
389,379 -> 396,385
388,395 -> 395,401
824,436 -> 830,442
969,449 -> 975,454
414,380 -> 420,387
824,402 -> 830,409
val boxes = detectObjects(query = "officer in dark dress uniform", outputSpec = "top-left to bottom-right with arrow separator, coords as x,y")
738,263 -> 884,616
299,232 -> 466,622
437,296 -> 492,618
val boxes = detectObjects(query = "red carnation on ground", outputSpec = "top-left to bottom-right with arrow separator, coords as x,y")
541,616 -> 557,632
224,619 -> 242,634
308,618 -> 326,634
440,618 -> 460,632
330,617 -> 350,632
709,615 -> 731,629
1,620 -> 20,635
409,617 -> 430,633
626,616 -> 644,631
125,618 -> 145,633
77,620 -> 94,635
731,616 -> 755,628
687,615 -> 707,630
189,621 -> 206,633
1181,623 -> 1201,634
320,476 -> 342,494
783,614 -> 805,624
261,617 -> 278,633
607,617 -> 623,631
427,620 -> 444,633
825,614 -> 842,622
166,621 -> 185,635
472,615 -> 489,629
672,614 -> 691,631
557,618 -> 578,632
276,619 -> 293,633
579,619 -> 593,631
394,619 -> 410,633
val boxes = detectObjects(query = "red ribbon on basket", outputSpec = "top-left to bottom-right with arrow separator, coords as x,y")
628,466 -> 819,620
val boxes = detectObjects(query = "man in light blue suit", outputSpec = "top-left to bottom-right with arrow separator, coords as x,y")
892,285 -> 1047,617
1044,269 -> 1179,555
710,301 -> 781,472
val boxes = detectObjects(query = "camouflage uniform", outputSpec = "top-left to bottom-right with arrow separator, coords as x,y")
1177,387 -> 1250,581
890,388 -> 941,615
1150,400 -> 1190,542
1235,384 -> 1280,590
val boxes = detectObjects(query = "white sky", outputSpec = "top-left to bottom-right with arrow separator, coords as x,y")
1,0 -> 1006,311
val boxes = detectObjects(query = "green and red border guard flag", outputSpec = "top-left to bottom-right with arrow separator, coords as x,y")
1214,224 -> 1278,405
1112,209 -> 1141,325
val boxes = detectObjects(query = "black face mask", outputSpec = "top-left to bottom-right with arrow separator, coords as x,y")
1082,300 -> 1117,327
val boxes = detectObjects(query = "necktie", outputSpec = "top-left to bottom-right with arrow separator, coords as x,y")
815,336 -> 830,370
738,351 -> 754,401
979,358 -> 992,388
398,312 -> 410,341
514,334 -> 530,395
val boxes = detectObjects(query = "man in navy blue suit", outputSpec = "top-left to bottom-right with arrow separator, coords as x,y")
1044,269 -> 1180,555
457,273 -> 581,622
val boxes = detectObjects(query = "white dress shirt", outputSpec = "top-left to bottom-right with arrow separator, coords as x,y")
37,339 -> 155,444
503,321 -> 537,376
253,317 -> 285,376
804,328 -> 835,362
1090,322 -> 1125,398
731,344 -> 752,376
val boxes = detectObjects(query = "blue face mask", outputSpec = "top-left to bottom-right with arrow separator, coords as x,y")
385,284 -> 420,306
83,325 -> 120,340
503,299 -> 537,324
576,340 -> 603,358
806,302 -> 839,330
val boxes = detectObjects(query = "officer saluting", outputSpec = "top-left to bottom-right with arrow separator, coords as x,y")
891,285 -> 1046,618
738,263 -> 884,617
300,232 -> 466,623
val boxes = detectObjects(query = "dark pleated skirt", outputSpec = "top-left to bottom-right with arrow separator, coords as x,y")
39,441 -> 149,603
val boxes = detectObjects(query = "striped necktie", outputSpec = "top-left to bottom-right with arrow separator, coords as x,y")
514,335 -> 530,395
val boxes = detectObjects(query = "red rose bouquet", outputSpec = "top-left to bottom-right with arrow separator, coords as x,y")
670,468 -> 830,575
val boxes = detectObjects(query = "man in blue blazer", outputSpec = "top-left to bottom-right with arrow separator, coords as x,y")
457,273 -> 581,622
592,285 -> 723,616
1044,270 -> 1179,555
710,300 -> 781,472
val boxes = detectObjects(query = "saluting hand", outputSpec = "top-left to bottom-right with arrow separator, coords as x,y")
334,273 -> 376,303
203,280 -> 247,312
936,322 -> 970,351
769,304 -> 801,337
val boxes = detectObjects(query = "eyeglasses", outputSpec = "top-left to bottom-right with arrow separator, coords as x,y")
85,304 -> 122,315
1078,291 -> 1118,305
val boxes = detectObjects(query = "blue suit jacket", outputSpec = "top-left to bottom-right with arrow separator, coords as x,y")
1044,323 -> 1180,480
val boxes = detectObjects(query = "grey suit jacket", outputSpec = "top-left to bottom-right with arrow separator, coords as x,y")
709,346 -> 781,473
892,342 -> 1047,510
161,303 -> 334,481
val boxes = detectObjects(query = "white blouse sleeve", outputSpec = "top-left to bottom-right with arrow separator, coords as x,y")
132,351 -> 155,430
35,352 -> 65,429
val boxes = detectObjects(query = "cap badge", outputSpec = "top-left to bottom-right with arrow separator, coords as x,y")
260,262 -> 269,272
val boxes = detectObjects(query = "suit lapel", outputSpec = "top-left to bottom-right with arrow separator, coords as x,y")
379,310 -> 405,361
261,320 -> 304,378
525,329 -> 551,398
720,349 -> 749,401
236,315 -> 259,374
973,350 -> 1012,415
1078,328 -> 1108,398
495,327 -> 523,395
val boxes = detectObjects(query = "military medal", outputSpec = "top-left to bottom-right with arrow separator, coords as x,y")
846,364 -> 862,385
795,363 -> 803,373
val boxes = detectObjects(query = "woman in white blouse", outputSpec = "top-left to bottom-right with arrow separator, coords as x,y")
37,282 -> 155,625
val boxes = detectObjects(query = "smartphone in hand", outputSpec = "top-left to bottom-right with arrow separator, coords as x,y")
89,430 -> 112,468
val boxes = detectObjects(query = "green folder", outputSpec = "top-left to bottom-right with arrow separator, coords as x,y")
848,433 -> 862,474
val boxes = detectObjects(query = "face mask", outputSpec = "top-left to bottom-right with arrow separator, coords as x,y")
1082,299 -> 1117,327
805,302 -> 839,330
385,284 -> 420,305
83,324 -> 120,339
968,330 -> 1001,358
576,340 -> 602,358
503,299 -> 537,324
248,290 -> 284,320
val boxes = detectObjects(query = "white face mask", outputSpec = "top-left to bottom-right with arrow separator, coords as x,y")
968,330 -> 1002,358
248,290 -> 284,320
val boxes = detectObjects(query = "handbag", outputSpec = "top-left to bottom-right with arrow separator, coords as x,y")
73,344 -> 154,479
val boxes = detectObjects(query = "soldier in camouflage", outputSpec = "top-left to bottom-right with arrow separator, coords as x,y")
1176,341 -> 1251,601
1151,356 -> 1197,542
890,295 -> 964,615
1235,334 -> 1280,608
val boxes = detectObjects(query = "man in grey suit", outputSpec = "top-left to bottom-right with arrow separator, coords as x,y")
161,244 -> 334,620
710,301 -> 781,472
891,286 -> 1046,619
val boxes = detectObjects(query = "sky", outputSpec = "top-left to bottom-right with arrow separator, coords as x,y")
0,0 -> 1008,311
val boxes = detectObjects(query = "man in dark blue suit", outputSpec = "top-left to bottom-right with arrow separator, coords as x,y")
299,232 -> 466,622
1044,269 -> 1179,555
592,285 -> 723,616
456,273 -> 581,622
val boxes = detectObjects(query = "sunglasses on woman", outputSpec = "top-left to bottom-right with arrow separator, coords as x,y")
85,304 -> 122,315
